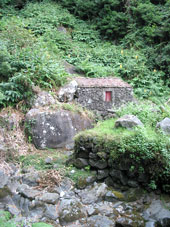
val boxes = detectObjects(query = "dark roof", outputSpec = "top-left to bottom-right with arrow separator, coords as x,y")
75,77 -> 131,88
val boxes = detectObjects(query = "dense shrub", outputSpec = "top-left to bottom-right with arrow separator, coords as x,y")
57,0 -> 170,82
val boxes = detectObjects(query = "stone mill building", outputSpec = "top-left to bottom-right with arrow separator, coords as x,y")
58,77 -> 134,114
74,77 -> 133,113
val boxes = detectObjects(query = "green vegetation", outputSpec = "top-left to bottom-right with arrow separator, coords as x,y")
75,102 -> 170,192
19,149 -> 93,185
0,0 -> 169,108
0,211 -> 15,227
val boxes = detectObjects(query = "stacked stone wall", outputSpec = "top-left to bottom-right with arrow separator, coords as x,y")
76,87 -> 133,113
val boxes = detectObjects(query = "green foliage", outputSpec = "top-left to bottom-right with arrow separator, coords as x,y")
57,0 -> 170,83
0,211 -> 16,227
116,101 -> 162,126
0,0 -> 169,107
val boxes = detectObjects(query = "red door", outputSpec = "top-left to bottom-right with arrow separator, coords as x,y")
105,91 -> 112,102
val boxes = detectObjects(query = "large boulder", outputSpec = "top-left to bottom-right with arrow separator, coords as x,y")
115,114 -> 143,129
25,108 -> 93,149
58,80 -> 78,102
156,117 -> 170,135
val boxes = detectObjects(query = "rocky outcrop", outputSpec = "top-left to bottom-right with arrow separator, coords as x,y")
156,117 -> 170,134
25,108 -> 93,149
115,114 -> 143,129
0,166 -> 170,226
58,80 -> 78,102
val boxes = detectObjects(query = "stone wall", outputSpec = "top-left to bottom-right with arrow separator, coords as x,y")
75,87 -> 133,113
73,136 -> 156,191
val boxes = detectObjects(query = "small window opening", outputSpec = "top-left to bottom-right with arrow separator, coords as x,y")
105,91 -> 112,102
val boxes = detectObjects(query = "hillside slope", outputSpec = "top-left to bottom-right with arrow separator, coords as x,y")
0,0 -> 169,107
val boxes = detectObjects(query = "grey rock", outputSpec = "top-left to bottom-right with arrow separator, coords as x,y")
0,170 -> 9,189
156,117 -> 170,134
19,197 -> 30,216
0,170 -> 12,198
97,169 -> 109,180
89,159 -> 108,169
116,216 -> 138,227
128,180 -> 139,188
94,201 -> 115,217
87,215 -> 115,227
44,204 -> 59,220
76,174 -> 96,189
74,158 -> 89,169
37,192 -> 59,205
33,91 -> 56,108
26,109 -> 92,149
105,176 -> 115,187
115,114 -> 143,129
58,26 -> 67,34
110,169 -> 128,185
30,206 -> 44,220
7,204 -> 21,216
78,183 -> 108,204
105,190 -> 125,202
58,198 -> 86,225
63,61 -> 78,75
145,220 -> 157,227
22,172 -> 40,187
45,157 -> 53,164
18,185 -> 41,200
144,199 -> 170,224
58,80 -> 78,102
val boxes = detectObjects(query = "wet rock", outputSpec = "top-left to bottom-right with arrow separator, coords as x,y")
89,159 -> 108,169
87,215 -> 115,227
78,183 -> 108,204
156,117 -> 170,135
97,169 -> 109,180
115,115 -> 143,129
58,198 -> 87,225
26,109 -> 93,149
37,192 -> 59,205
44,204 -> 59,220
74,158 -> 89,169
